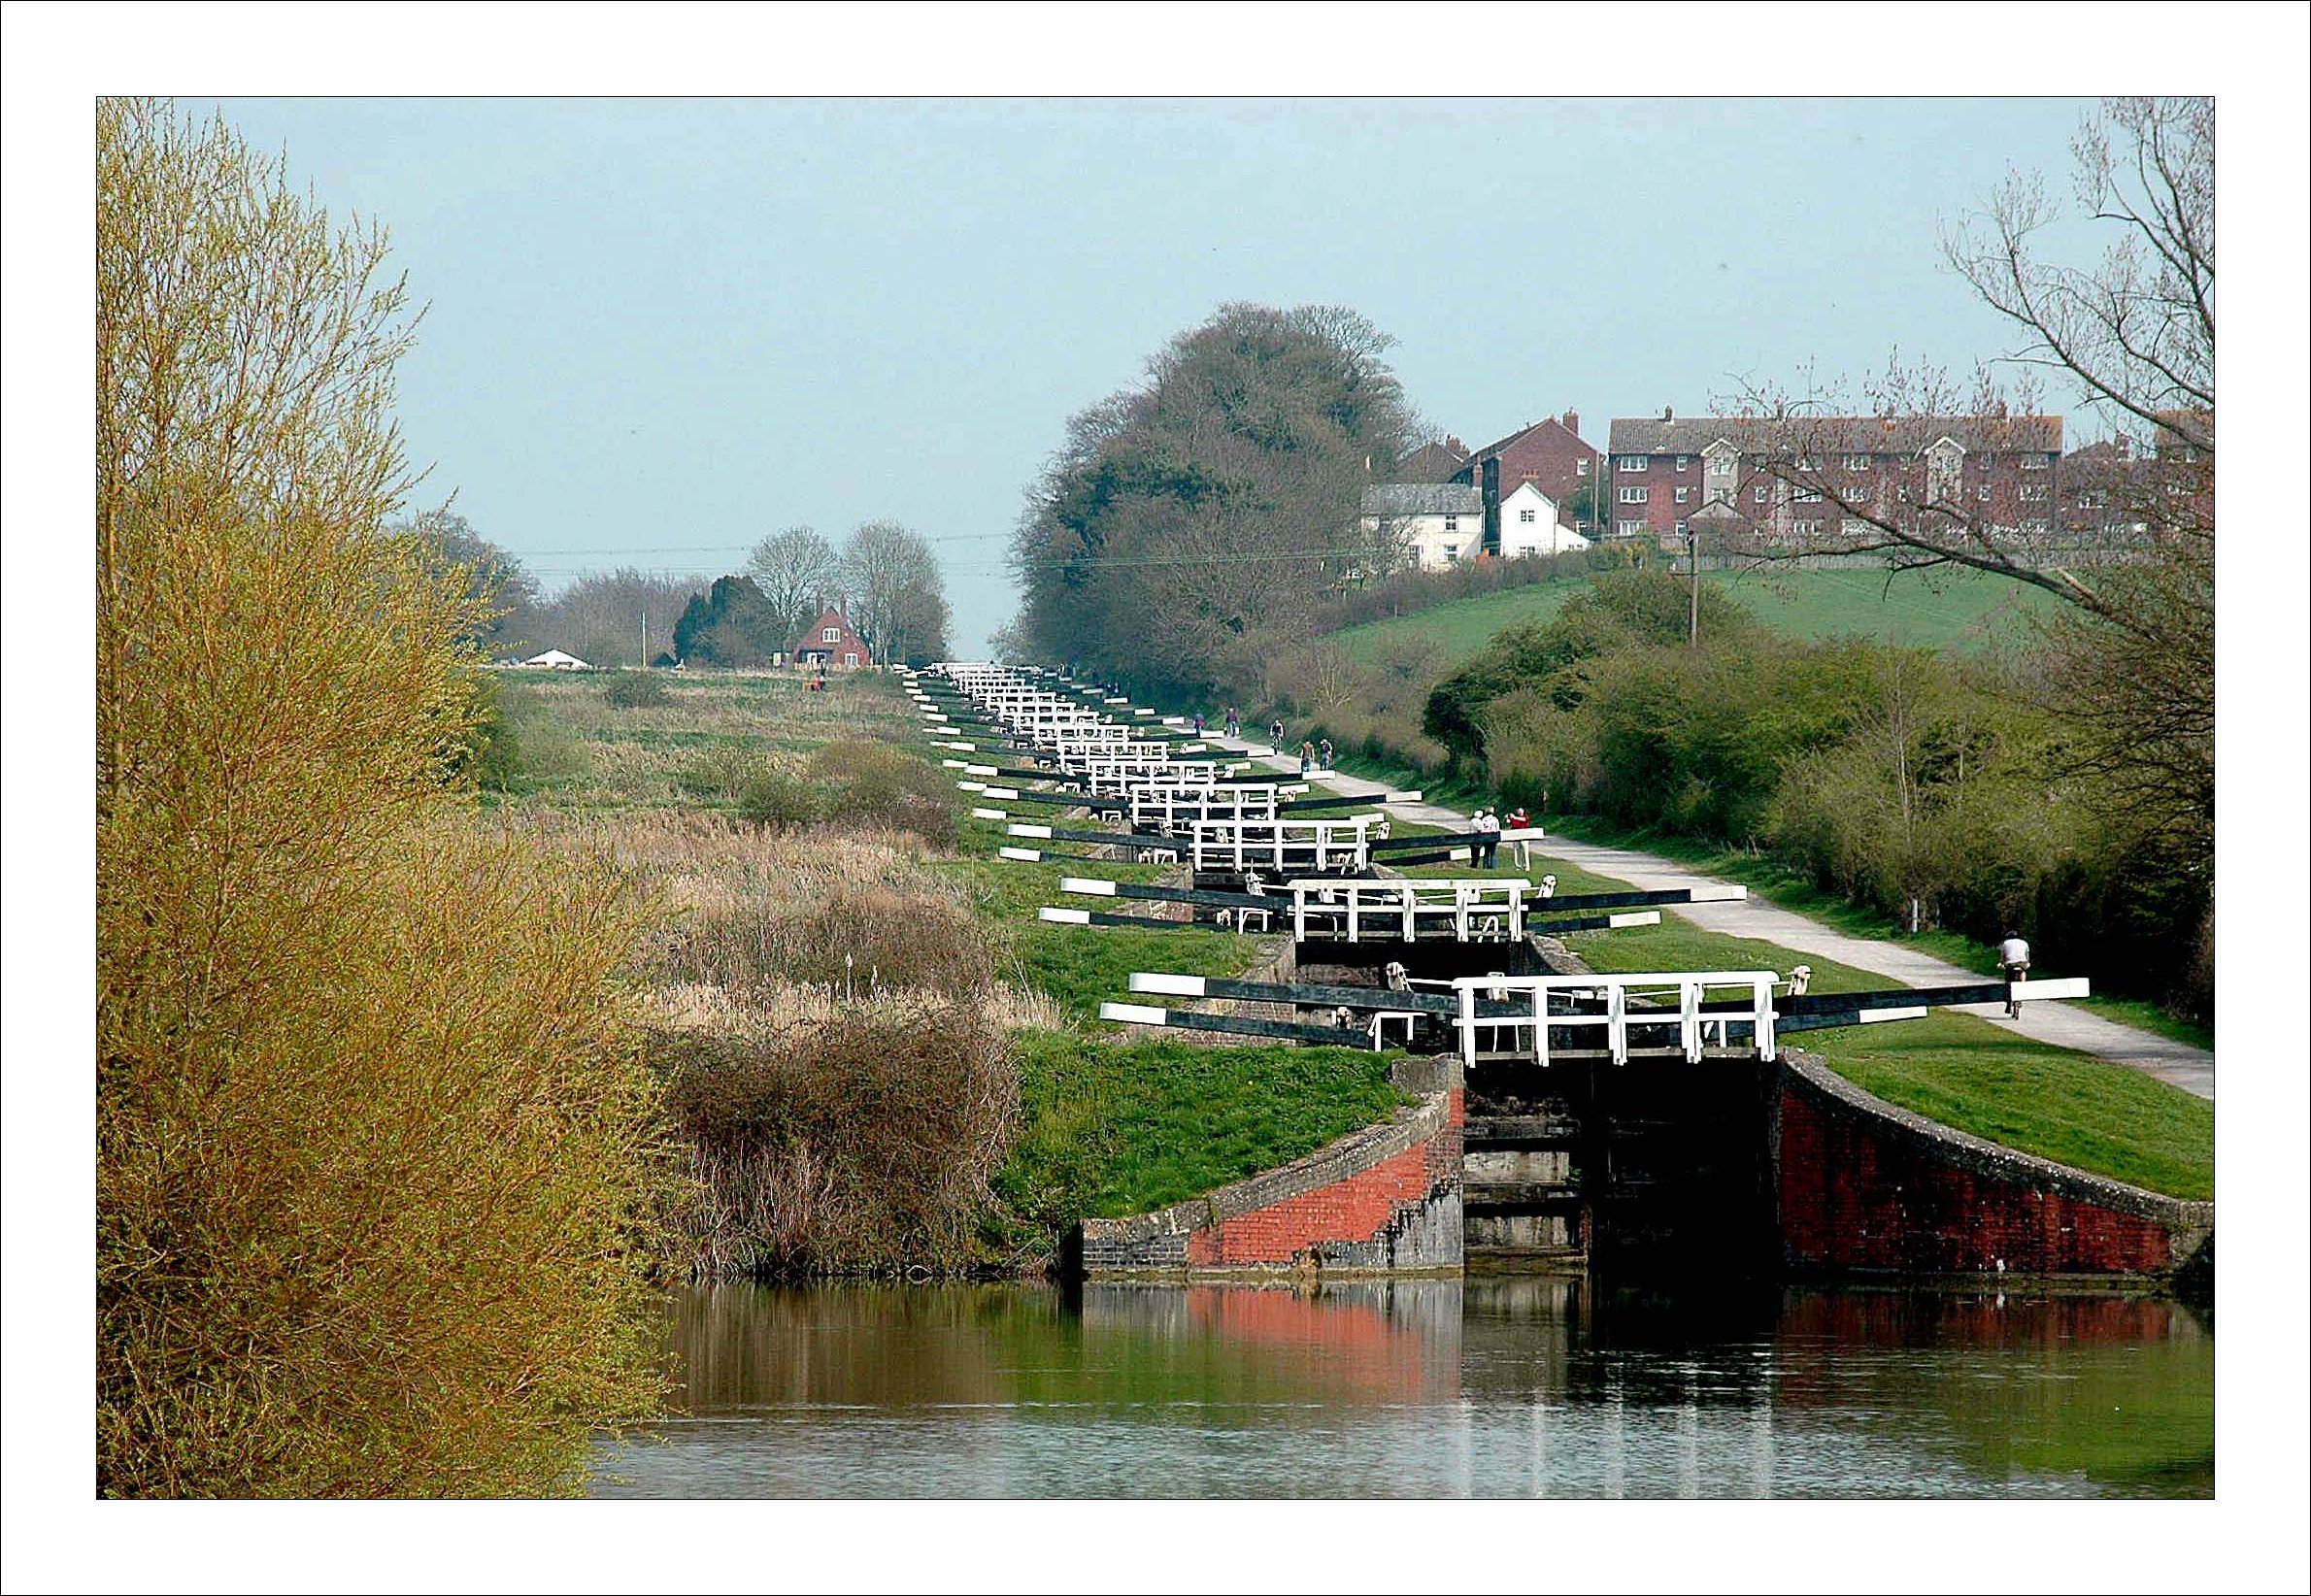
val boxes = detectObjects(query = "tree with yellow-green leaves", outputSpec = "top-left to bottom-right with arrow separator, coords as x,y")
97,99 -> 674,1497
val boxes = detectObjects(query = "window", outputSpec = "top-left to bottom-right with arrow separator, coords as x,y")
2022,519 -> 2049,536
1841,518 -> 1871,539
1443,515 -> 1459,532
1617,518 -> 1645,537
1674,454 -> 1691,471
1848,483 -> 1872,503
1793,484 -> 1823,502
1620,454 -> 1647,472
1441,545 -> 1460,564
1619,485 -> 1649,504
1897,483 -> 1913,502
844,651 -> 859,667
1794,519 -> 1824,539
2021,453 -> 2049,470
822,628 -> 839,643
1709,452 -> 1735,476
1675,518 -> 1690,537
2020,483 -> 2048,502
1977,483 -> 1993,502
1795,454 -> 1821,471
1674,485 -> 1691,504
1753,484 -> 1770,503
2077,489 -> 2104,509
1519,509 -> 1537,524
1845,453 -> 1871,472
1577,459 -> 1591,477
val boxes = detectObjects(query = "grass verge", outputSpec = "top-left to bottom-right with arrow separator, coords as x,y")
994,1033 -> 1408,1232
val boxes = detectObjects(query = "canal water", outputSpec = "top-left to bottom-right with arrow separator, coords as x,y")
590,1280 -> 2212,1498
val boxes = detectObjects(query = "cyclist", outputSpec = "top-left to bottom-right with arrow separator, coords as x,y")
1997,930 -> 2031,1018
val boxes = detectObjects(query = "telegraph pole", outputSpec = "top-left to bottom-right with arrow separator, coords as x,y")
639,608 -> 648,668
1686,525 -> 1700,648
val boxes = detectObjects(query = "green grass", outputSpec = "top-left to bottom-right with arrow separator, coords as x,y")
1330,564 -> 2062,672
997,1033 -> 1408,1224
1557,909 -> 2215,1201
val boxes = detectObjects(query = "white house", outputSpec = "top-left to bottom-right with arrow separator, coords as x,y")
519,648 -> 592,670
1498,481 -> 1591,558
1359,482 -> 1485,572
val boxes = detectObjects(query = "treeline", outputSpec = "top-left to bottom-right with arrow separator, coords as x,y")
1399,571 -> 2210,1019
403,512 -> 952,669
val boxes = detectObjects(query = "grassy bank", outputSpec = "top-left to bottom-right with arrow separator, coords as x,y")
1555,911 -> 2214,1202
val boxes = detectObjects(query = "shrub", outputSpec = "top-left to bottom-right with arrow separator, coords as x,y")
736,767 -> 821,828
803,740 -> 957,847
673,743 -> 767,804
645,987 -> 1017,1278
601,669 -> 670,709
98,100 -> 670,1497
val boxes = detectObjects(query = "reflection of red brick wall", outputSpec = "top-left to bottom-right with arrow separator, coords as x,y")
1778,1084 -> 2177,1275
1184,1090 -> 1461,1268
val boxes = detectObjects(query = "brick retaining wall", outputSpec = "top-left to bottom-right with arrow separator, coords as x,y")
1081,1057 -> 1465,1280
1776,1051 -> 2213,1278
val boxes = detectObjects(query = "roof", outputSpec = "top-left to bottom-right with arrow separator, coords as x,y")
521,648 -> 590,668
1499,479 -> 1557,503
1395,440 -> 1469,482
1463,415 -> 1598,463
1607,415 -> 2065,457
791,606 -> 863,651
1361,483 -> 1483,516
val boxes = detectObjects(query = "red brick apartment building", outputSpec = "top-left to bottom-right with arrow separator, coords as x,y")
2059,410 -> 2213,547
1605,412 -> 2066,552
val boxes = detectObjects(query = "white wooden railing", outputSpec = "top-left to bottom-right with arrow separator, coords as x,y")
1287,878 -> 1533,943
1453,970 -> 1782,1066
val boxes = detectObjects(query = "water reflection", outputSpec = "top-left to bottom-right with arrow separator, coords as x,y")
591,1279 -> 2210,1499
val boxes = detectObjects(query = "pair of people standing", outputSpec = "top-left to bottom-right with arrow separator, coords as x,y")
1470,807 -> 1503,868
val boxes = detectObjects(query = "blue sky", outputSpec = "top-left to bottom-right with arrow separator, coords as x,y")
213,96 -> 2098,654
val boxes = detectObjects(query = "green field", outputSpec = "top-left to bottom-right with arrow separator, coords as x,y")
1333,564 -> 2064,670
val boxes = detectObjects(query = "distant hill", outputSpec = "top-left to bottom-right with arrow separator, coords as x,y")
1329,564 -> 2064,669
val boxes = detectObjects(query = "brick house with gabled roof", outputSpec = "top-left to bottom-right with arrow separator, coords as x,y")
792,605 -> 871,671
1450,411 -> 1604,541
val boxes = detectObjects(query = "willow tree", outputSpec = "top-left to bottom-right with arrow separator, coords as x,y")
97,100 -> 672,1497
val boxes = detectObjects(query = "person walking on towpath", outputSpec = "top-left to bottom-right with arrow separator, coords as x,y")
1193,713 -> 1205,736
1998,930 -> 2032,1018
1473,808 -> 1501,869
1318,737 -> 1334,771
1224,709 -> 1239,740
1298,741 -> 1316,777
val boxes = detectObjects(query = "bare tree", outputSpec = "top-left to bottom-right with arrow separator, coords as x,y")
840,520 -> 949,666
745,524 -> 841,647
1728,97 -> 2212,914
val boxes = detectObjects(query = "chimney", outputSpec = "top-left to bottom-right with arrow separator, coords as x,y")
1446,434 -> 1465,454
1561,410 -> 1580,436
